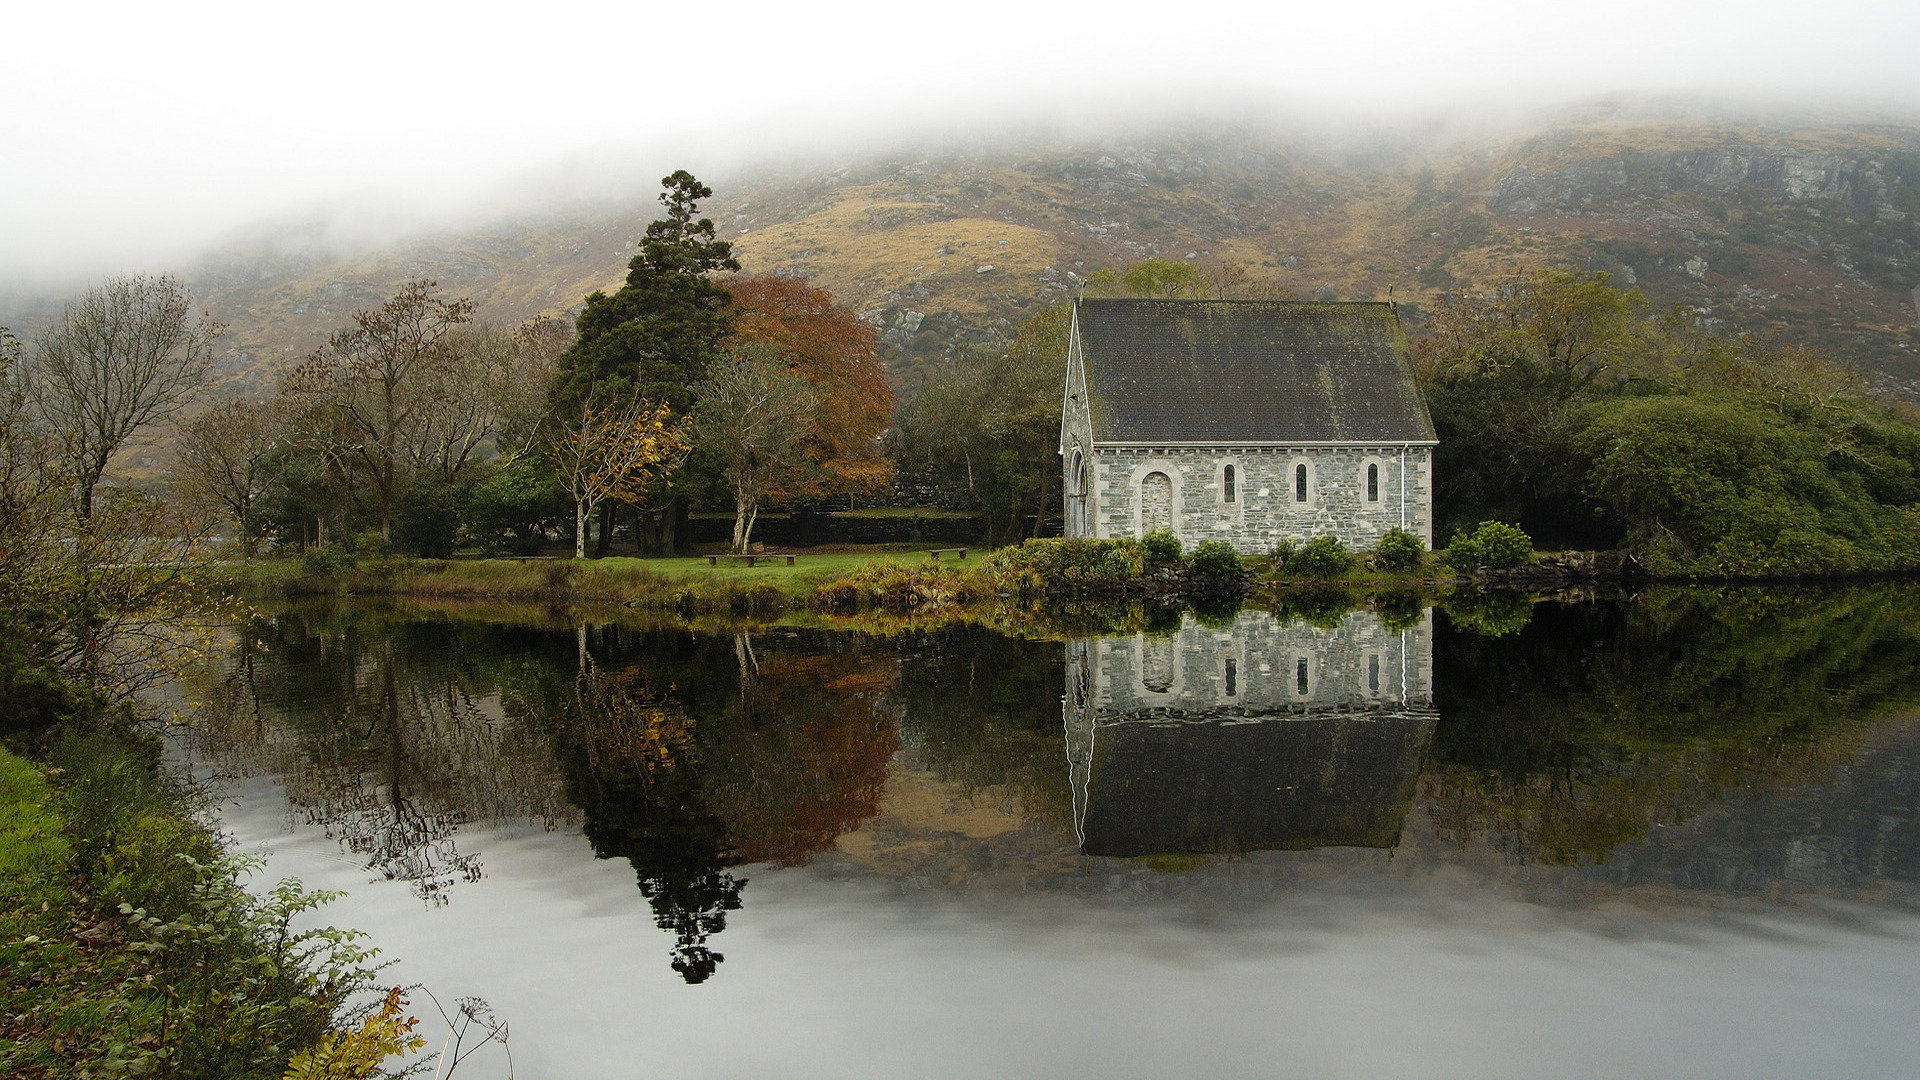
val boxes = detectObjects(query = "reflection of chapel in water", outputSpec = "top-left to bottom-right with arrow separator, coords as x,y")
1065,610 -> 1436,857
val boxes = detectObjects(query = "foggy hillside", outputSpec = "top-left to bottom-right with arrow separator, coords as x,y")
15,112 -> 1920,401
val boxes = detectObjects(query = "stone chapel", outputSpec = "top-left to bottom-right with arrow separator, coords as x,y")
1059,297 -> 1437,554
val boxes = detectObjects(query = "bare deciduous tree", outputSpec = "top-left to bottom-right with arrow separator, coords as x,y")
175,396 -> 294,556
288,281 -> 474,539
692,345 -> 821,553
30,274 -> 221,517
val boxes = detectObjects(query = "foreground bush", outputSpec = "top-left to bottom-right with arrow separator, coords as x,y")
981,538 -> 1148,593
1373,527 -> 1426,573
1285,535 -> 1353,578
1141,530 -> 1183,567
1189,539 -> 1244,578
0,735 -> 402,1079
1448,521 -> 1533,569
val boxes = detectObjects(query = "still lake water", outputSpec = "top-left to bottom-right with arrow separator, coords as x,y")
181,587 -> 1920,1078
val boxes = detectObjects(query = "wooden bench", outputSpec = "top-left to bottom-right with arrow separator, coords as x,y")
705,553 -> 798,567
927,547 -> 968,561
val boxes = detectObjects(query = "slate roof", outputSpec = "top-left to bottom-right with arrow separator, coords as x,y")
1075,298 -> 1437,444
1079,710 -> 1435,857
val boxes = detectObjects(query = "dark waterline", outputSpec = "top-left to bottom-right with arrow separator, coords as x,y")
183,586 -> 1920,1078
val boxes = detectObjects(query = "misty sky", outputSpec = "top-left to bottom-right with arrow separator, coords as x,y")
5,0 -> 1918,289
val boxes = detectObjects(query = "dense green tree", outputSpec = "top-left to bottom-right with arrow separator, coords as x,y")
551,171 -> 738,555
1416,269 -> 1648,543
1573,393 -> 1920,575
891,305 -> 1067,542
552,171 -> 739,416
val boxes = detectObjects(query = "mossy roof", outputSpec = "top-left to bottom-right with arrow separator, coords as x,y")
1076,298 -> 1437,444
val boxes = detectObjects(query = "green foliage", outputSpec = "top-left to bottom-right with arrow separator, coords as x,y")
392,473 -> 461,558
1572,392 -> 1920,576
1082,258 -> 1211,299
1283,534 -> 1353,578
890,306 -> 1070,542
1373,527 -> 1426,572
347,528 -> 390,558
1,735 -> 390,1080
1448,520 -> 1533,569
300,544 -> 356,578
553,171 -> 739,418
982,537 -> 1147,593
1189,539 -> 1244,578
468,459 -> 566,554
1141,529 -> 1183,566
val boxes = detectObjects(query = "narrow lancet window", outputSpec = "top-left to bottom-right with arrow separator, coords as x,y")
1223,464 -> 1236,503
1295,657 -> 1309,695
1294,463 -> 1308,502
1224,658 -> 1237,697
1368,654 -> 1380,694
1367,463 -> 1379,502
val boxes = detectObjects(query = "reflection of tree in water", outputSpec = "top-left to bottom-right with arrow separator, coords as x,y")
536,625 -> 898,983
1426,585 -> 1920,868
190,610 -> 579,904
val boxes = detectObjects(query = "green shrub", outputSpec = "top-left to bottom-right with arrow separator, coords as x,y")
347,529 -> 390,558
1289,535 -> 1354,578
1271,537 -> 1298,566
301,543 -> 356,578
980,538 -> 1148,591
1142,529 -> 1183,566
22,734 -> 386,1080
393,475 -> 462,558
1449,520 -> 1533,569
1189,539 -> 1243,578
1374,527 -> 1426,572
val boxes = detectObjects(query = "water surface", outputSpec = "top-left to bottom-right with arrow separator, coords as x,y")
185,586 -> 1920,1077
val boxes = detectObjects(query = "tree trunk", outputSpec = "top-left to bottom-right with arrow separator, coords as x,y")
731,484 -> 757,554
575,498 -> 590,559
594,501 -> 614,559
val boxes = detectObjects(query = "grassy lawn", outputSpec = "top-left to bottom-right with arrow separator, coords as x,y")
602,548 -> 936,586
201,543 -> 991,603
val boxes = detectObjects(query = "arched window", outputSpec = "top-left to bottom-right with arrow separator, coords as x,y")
1071,451 -> 1084,495
1295,657 -> 1310,696
1294,463 -> 1308,503
1368,654 -> 1380,695
1142,636 -> 1175,693
1224,657 -> 1237,697
1367,463 -> 1379,502
1141,471 -> 1173,533
1223,463 -> 1236,503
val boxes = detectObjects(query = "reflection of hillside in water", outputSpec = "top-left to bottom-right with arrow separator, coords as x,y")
1065,611 -> 1435,858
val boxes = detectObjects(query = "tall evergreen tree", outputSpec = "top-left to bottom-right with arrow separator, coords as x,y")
553,171 -> 740,416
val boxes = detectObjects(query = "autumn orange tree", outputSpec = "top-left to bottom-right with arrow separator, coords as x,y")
722,275 -> 894,503
546,396 -> 688,558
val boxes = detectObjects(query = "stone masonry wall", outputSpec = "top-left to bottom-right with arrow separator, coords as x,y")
1083,609 -> 1434,722
1089,445 -> 1433,555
